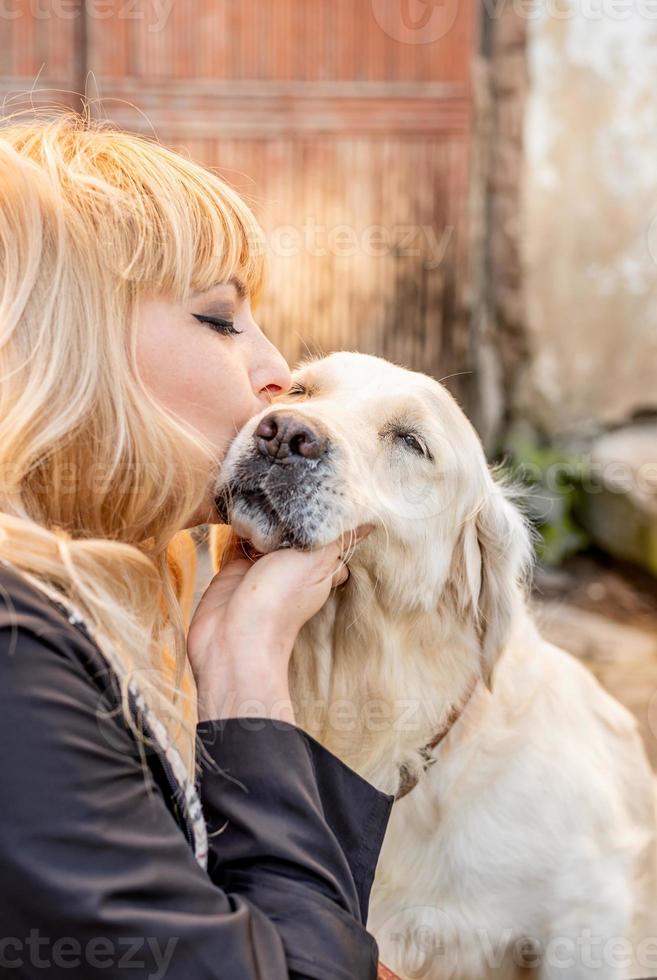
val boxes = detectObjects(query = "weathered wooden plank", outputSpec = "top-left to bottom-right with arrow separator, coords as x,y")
90,78 -> 471,138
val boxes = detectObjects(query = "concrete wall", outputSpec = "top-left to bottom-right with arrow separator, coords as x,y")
517,9 -> 657,438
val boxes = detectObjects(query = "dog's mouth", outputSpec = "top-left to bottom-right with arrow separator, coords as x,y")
239,487 -> 279,526
214,472 -> 330,553
236,485 -> 306,550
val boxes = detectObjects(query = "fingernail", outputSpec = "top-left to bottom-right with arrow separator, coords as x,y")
355,523 -> 375,540
331,564 -> 348,588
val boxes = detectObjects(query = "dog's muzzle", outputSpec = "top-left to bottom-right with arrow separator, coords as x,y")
214,410 -> 335,550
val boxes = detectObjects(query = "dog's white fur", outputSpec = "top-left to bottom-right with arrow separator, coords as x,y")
215,352 -> 657,980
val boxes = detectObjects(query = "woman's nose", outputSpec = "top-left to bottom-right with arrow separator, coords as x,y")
254,343 -> 292,402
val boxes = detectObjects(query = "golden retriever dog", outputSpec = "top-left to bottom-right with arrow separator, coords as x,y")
210,351 -> 657,980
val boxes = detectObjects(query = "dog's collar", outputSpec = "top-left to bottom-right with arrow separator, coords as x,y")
394,676 -> 479,802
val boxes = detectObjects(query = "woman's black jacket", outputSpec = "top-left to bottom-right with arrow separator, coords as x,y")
0,561 -> 393,979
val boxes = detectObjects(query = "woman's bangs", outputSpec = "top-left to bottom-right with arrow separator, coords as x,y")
188,173 -> 267,305
122,152 -> 268,307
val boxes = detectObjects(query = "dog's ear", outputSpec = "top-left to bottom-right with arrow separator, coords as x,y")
450,478 -> 532,691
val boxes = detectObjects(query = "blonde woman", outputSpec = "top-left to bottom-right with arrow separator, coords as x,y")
0,109 -> 390,980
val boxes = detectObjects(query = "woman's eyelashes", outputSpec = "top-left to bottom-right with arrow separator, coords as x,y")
192,313 -> 243,336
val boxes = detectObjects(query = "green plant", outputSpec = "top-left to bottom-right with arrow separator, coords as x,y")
498,437 -> 591,566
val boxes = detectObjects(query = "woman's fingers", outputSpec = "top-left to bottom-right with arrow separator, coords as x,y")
337,523 -> 376,553
188,522 -> 376,699
224,522 -> 374,624
196,522 -> 375,625
191,556 -> 251,626
331,560 -> 349,588
295,522 -> 375,585
327,523 -> 375,586
325,523 -> 375,588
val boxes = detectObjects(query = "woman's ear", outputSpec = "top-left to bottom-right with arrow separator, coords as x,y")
450,478 -> 533,691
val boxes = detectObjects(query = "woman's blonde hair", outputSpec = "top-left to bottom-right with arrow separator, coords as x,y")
0,104 -> 266,776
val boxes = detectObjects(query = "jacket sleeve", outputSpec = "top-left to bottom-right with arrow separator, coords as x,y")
0,618 -> 392,980
197,717 -> 394,978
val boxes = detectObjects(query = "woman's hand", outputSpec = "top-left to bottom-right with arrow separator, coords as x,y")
187,524 -> 374,723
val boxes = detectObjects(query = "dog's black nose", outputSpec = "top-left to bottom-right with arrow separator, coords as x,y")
254,412 -> 328,461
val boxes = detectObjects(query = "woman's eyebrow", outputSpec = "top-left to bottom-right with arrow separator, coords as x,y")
190,277 -> 245,299
229,276 -> 246,298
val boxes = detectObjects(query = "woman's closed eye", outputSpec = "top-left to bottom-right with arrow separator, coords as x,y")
192,313 -> 243,336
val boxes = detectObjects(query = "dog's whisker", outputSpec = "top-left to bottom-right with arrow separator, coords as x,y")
436,369 -> 473,385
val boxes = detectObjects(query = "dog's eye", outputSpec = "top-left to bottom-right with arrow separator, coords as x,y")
381,422 -> 434,461
287,384 -> 308,397
400,432 -> 425,455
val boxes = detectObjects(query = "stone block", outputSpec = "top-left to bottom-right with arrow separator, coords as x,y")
577,423 -> 657,577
